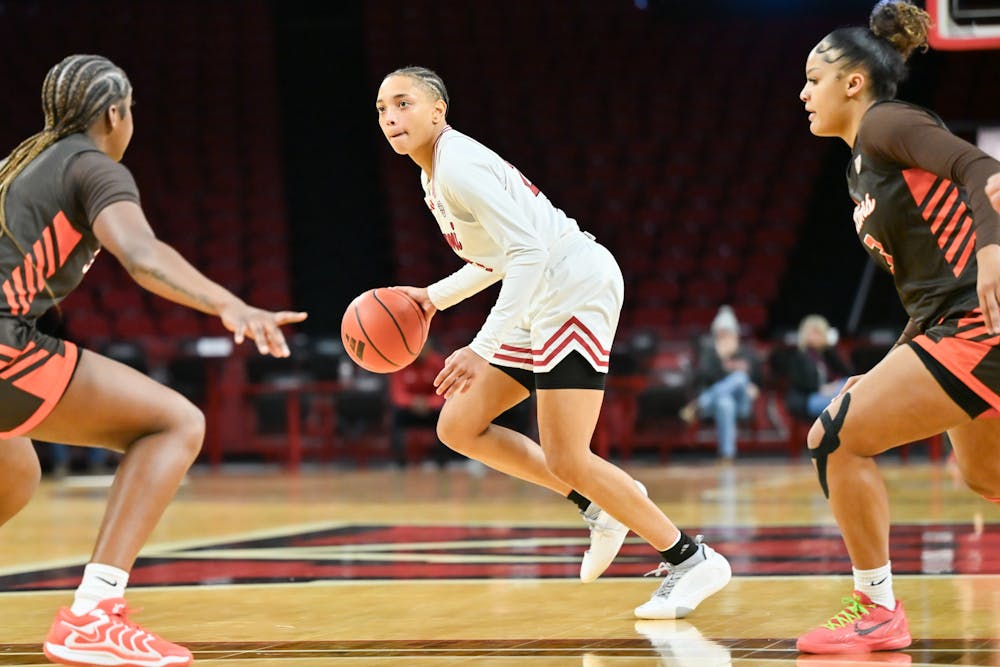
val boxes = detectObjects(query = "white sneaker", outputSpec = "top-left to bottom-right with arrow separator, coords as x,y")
579,480 -> 648,583
634,619 -> 732,667
634,536 -> 732,619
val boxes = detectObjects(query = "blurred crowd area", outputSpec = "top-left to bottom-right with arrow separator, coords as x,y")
0,1 -> 986,471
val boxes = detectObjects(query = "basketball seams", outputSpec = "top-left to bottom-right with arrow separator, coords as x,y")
372,289 -> 420,356
352,298 -> 401,369
397,290 -> 428,342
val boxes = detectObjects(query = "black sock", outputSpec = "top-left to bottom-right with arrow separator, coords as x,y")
567,489 -> 592,512
659,531 -> 699,565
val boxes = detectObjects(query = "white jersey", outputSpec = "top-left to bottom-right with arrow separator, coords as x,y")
423,126 -> 586,361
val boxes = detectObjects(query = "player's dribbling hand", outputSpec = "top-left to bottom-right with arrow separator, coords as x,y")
434,346 -> 487,398
391,285 -> 437,323
220,302 -> 308,357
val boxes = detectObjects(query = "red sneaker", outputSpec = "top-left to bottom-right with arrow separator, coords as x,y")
797,652 -> 912,665
796,591 -> 911,654
43,597 -> 193,667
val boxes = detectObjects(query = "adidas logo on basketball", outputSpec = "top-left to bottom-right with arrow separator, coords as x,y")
345,335 -> 366,360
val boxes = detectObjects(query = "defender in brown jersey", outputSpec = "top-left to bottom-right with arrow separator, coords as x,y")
796,0 -> 1000,656
0,55 -> 307,667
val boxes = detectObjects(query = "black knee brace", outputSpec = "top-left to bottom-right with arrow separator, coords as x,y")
810,393 -> 851,499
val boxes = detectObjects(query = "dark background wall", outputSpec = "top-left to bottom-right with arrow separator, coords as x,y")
0,0 -> 998,346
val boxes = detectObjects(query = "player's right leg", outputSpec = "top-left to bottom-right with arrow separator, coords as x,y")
436,363 -> 643,581
797,344 -> 970,654
435,364 -> 573,493
27,349 -> 203,667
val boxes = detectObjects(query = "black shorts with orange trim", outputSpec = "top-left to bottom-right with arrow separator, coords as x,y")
910,308 -> 1000,419
0,317 -> 79,437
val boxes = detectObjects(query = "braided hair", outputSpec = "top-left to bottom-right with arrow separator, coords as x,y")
385,66 -> 449,112
817,0 -> 930,101
0,55 -> 131,305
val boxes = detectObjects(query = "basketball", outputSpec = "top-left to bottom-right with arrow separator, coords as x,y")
341,288 -> 429,374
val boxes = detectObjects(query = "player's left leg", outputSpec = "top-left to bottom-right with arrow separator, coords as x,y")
798,344 -> 971,654
536,372 -> 730,617
944,417 -> 1000,502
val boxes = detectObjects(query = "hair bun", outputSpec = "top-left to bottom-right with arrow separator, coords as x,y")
869,0 -> 930,59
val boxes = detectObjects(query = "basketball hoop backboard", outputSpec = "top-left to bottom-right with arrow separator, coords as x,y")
928,0 -> 1000,50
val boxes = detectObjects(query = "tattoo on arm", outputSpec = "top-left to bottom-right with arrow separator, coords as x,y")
134,265 -> 217,312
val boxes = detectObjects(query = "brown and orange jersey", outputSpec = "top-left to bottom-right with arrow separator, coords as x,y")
847,100 -> 1000,329
0,133 -> 139,320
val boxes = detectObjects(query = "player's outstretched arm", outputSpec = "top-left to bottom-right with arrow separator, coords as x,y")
92,200 -> 307,357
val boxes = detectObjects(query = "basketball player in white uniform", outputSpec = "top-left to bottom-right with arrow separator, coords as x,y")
376,66 -> 731,618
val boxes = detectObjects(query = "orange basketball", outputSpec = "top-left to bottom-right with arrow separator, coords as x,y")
341,288 -> 429,374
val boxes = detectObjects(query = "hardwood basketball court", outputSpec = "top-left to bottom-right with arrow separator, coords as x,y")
1,457 -> 997,666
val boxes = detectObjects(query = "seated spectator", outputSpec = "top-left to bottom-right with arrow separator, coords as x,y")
786,314 -> 853,420
681,305 -> 763,460
388,339 -> 449,467
47,442 -> 118,478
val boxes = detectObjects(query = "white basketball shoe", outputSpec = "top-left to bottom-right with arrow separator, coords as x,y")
634,536 -> 732,619
579,479 -> 648,583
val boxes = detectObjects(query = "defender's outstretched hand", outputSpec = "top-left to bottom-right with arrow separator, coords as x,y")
220,304 -> 308,357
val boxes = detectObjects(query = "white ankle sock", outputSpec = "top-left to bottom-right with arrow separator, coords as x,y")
71,563 -> 129,615
853,561 -> 895,609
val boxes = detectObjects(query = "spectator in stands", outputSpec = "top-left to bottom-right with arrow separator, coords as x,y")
680,305 -> 763,460
379,65 -> 730,619
388,338 -> 450,467
786,314 -> 853,421
47,442 -> 117,478
0,55 -> 306,667
796,0 -> 1000,655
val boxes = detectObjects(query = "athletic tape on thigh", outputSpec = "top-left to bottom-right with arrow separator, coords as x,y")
810,393 -> 851,499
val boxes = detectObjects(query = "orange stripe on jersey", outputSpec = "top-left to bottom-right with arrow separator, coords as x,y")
902,168 -> 937,206
52,210 -> 82,267
23,255 -> 36,300
929,188 -> 960,234
2,281 -> 20,315
945,216 -> 973,263
922,181 -> 951,219
32,238 -> 46,287
937,202 -> 965,248
42,227 -> 56,277
10,267 -> 30,314
954,234 -> 976,276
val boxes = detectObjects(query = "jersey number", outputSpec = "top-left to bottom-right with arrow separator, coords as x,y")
863,233 -> 895,274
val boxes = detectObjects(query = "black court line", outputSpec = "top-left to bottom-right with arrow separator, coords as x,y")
1,638 -> 997,664
4,521 -> 997,592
